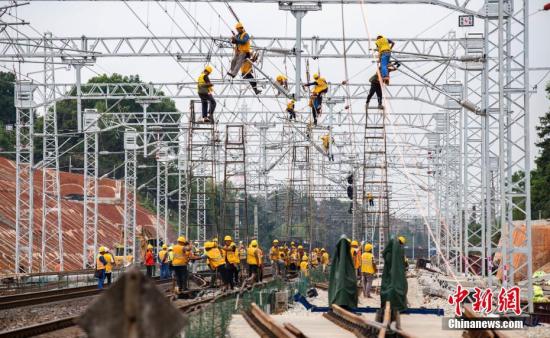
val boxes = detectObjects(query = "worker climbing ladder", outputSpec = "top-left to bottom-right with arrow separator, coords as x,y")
221,124 -> 249,242
362,105 -> 390,262
188,101 -> 218,244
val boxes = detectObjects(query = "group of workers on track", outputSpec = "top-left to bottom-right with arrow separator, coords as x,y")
197,22 -> 397,125
95,234 -> 407,302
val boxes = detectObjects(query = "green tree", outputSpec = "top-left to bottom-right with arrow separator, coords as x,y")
531,82 -> 550,218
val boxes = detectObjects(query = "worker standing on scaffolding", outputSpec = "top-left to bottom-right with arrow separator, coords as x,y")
287,99 -> 296,120
197,65 -> 216,123
366,62 -> 400,110
228,22 -> 251,78
276,74 -> 289,95
375,35 -> 395,85
241,57 -> 262,95
303,73 -> 328,126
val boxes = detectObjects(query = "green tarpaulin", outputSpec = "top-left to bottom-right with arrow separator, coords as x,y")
380,237 -> 408,312
328,238 -> 358,308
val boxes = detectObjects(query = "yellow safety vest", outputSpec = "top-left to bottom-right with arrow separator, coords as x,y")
197,72 -> 213,94
206,248 -> 225,269
361,252 -> 375,274
104,253 -> 113,272
311,253 -> 318,266
223,245 -> 240,265
321,135 -> 330,149
241,59 -> 253,75
300,261 -> 308,272
269,246 -> 279,260
172,244 -> 190,266
287,101 -> 295,110
375,36 -> 392,53
236,31 -> 251,53
96,254 -> 105,270
313,78 -> 328,94
322,252 -> 329,265
158,249 -> 168,264
247,247 -> 259,266
168,251 -> 174,262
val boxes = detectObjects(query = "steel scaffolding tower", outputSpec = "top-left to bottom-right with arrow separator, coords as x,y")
123,130 -> 138,264
178,121 -> 189,237
362,107 -> 390,261
82,109 -> 99,269
188,102 -> 217,243
221,125 -> 249,242
156,143 -> 170,248
14,81 -> 36,274
40,32 -> 64,272
285,145 -> 311,243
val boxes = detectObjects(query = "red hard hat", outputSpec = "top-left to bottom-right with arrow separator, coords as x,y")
544,3 -> 550,11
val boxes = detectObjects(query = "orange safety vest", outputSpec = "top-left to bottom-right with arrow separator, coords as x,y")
269,246 -> 280,260
96,254 -> 106,270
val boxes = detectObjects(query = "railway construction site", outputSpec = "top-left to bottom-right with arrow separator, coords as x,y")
0,0 -> 549,337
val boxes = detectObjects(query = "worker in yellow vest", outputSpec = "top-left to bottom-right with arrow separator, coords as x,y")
304,73 -> 329,126
321,248 -> 330,273
310,248 -> 319,268
222,235 -> 240,288
197,65 -> 216,123
203,241 -> 230,290
269,239 -> 282,277
228,22 -> 252,78
158,244 -> 170,280
375,35 -> 395,84
289,242 -> 298,273
287,99 -> 296,121
172,236 -> 191,293
276,74 -> 288,92
103,247 -> 115,286
241,57 -> 261,95
96,246 -> 108,290
246,240 -> 262,284
300,255 -> 309,277
361,243 -> 377,298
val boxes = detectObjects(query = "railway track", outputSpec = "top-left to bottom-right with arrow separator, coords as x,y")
0,276 -> 172,310
0,271 -> 273,338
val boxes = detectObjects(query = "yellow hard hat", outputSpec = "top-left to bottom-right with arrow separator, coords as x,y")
168,245 -> 173,251
398,236 -> 406,244
204,65 -> 213,73
298,245 -> 303,249
235,22 -> 244,29
302,255 -> 308,261
224,235 -> 232,241
291,242 -> 295,246
212,237 -> 218,242
351,240 -> 359,247
321,248 -> 326,252
273,239 -> 279,244
313,73 -> 319,80
204,241 -> 213,249
250,240 -> 258,247
276,74 -> 285,82
364,243 -> 373,252
177,236 -> 186,243
147,244 -> 153,250
162,244 -> 167,249
99,246 -> 106,253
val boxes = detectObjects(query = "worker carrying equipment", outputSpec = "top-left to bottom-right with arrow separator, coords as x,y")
287,99 -> 296,120
361,243 -> 377,298
366,61 -> 400,109
228,22 -> 252,78
375,35 -> 395,84
197,65 -> 216,123
303,73 -> 328,126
